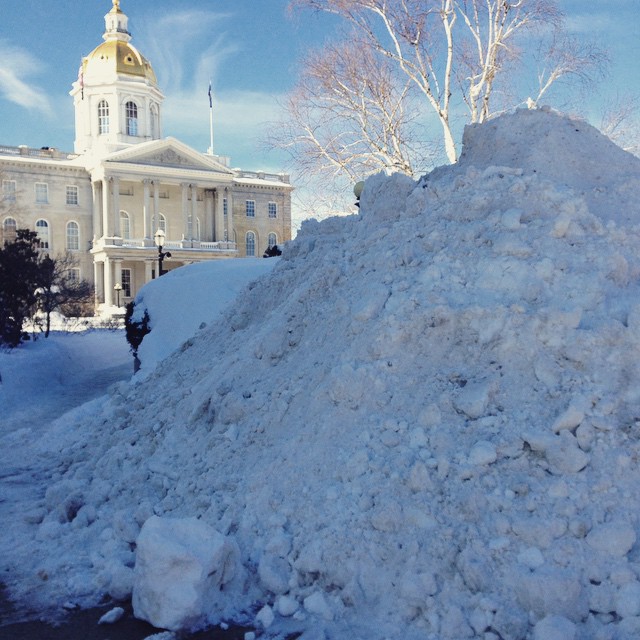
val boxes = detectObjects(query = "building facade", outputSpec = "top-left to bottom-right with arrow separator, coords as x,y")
0,0 -> 292,310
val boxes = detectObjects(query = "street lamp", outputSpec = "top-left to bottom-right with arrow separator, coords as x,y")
114,282 -> 122,307
154,228 -> 171,277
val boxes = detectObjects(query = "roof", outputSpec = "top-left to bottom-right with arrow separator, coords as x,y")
83,40 -> 157,85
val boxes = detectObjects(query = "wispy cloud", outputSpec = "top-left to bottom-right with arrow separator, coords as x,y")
135,9 -> 237,95
134,8 -> 288,167
0,40 -> 53,115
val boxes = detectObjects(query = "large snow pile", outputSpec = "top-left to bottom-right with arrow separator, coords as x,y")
6,107 -> 640,639
130,258 -> 278,377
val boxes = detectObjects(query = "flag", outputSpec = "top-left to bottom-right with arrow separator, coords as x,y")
208,81 -> 212,108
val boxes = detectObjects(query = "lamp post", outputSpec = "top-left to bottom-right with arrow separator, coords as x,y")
154,228 -> 171,277
114,282 -> 122,307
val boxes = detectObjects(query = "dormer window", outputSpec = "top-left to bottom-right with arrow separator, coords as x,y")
98,100 -> 110,134
126,101 -> 138,136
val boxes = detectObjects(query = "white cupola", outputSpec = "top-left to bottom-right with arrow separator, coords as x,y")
70,0 -> 164,157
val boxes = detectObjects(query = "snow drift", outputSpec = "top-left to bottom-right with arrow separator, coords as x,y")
6,107 -> 640,639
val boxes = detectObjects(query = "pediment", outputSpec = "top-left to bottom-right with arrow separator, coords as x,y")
104,138 -> 233,174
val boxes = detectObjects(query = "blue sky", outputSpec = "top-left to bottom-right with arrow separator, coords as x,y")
0,1 -> 637,173
0,0 -> 337,171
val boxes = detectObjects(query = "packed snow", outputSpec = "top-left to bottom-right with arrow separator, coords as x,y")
131,258 -> 278,377
2,107 -> 640,640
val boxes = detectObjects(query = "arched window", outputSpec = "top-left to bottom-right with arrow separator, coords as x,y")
245,231 -> 256,257
98,100 -> 110,134
66,221 -> 79,250
120,211 -> 130,239
150,104 -> 158,138
126,101 -> 138,136
36,219 -> 49,249
268,233 -> 277,249
2,217 -> 17,245
157,213 -> 166,233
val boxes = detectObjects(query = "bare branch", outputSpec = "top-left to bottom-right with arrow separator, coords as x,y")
281,0 -> 608,210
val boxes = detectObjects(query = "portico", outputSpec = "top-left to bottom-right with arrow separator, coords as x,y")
89,137 -> 240,307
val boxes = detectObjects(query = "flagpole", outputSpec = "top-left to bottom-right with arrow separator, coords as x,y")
208,80 -> 214,155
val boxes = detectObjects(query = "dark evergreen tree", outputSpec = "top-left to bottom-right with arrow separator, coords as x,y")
124,300 -> 151,359
0,229 -> 42,347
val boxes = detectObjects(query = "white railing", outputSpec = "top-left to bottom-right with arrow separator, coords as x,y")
236,170 -> 290,184
95,236 -> 237,252
0,144 -> 77,160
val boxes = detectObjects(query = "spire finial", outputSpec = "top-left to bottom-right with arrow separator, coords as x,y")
112,0 -> 121,10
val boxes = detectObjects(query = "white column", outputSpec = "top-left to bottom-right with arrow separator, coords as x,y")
102,178 -> 110,237
104,256 -> 113,306
190,184 -> 198,240
214,188 -> 224,242
153,180 -> 160,232
226,187 -> 234,246
93,261 -> 102,304
112,177 -> 120,237
181,183 -> 189,240
92,182 -> 102,240
143,179 -> 151,239
144,259 -> 153,284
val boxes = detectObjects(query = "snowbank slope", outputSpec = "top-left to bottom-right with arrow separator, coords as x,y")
8,108 -> 640,640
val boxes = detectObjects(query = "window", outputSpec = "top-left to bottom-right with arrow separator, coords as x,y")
223,197 -> 228,217
157,213 -> 166,233
66,185 -> 79,206
245,200 -> 255,218
2,180 -> 16,202
245,231 -> 256,257
120,211 -> 131,239
121,268 -> 132,297
126,101 -> 138,136
68,268 -> 80,284
98,100 -> 110,134
268,233 -> 277,249
35,182 -> 49,204
36,219 -> 49,249
268,202 -> 277,219
150,104 -> 159,138
66,221 -> 79,250
196,217 -> 201,240
2,217 -> 17,244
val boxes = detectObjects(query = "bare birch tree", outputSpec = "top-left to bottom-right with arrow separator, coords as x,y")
270,40 -> 431,184
276,0 -> 605,186
599,92 -> 640,157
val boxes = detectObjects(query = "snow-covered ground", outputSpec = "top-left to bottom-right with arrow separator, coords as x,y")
2,107 -> 640,640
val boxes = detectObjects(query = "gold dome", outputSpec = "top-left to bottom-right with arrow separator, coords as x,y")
84,40 -> 157,85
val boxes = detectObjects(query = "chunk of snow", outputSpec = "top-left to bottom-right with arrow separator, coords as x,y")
586,522 -> 636,557
255,604 -> 275,629
453,380 -> 494,419
304,591 -> 333,621
98,606 -> 125,624
468,440 -> 497,466
533,615 -> 576,640
132,516 -> 237,631
615,581 -> 640,618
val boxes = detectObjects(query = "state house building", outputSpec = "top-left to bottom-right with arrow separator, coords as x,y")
0,0 -> 292,310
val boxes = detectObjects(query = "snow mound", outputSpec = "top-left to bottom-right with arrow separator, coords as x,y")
131,258 -> 278,377
451,106 -> 640,225
8,108 -> 640,639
